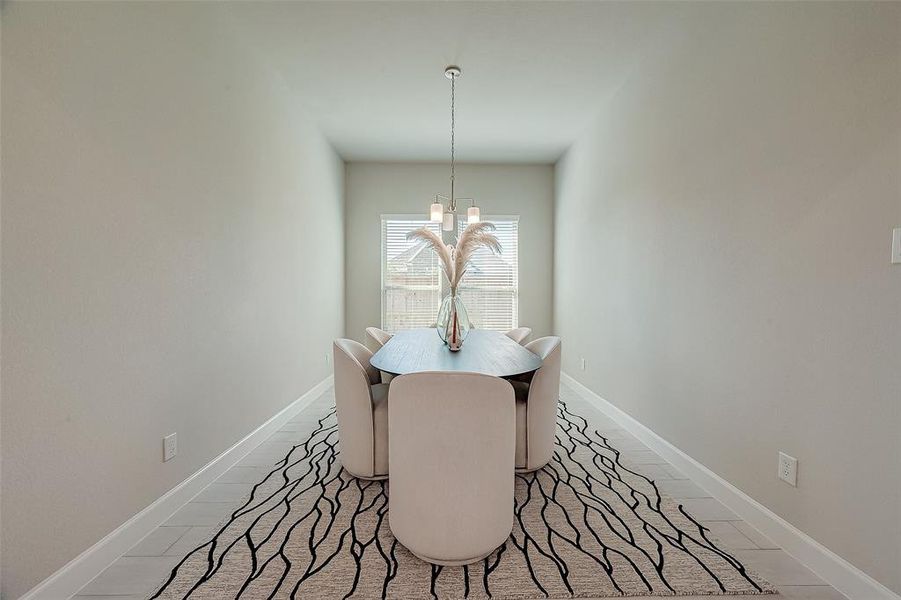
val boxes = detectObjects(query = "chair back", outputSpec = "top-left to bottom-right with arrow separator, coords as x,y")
364,326 -> 393,353
389,372 -> 515,564
504,326 -> 532,345
523,336 -> 562,470
333,339 -> 379,476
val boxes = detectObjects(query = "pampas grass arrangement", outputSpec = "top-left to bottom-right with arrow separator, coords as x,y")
405,227 -> 455,286
451,221 -> 502,290
407,222 -> 501,349
407,222 -> 502,294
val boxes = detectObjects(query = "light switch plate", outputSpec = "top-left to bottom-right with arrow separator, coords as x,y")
892,228 -> 901,264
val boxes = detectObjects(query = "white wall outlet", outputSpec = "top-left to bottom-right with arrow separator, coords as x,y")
892,227 -> 901,264
163,433 -> 178,462
778,452 -> 798,486
325,352 -> 330,365
580,357 -> 586,371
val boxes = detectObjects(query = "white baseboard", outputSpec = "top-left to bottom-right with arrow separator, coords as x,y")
561,372 -> 899,600
20,375 -> 334,600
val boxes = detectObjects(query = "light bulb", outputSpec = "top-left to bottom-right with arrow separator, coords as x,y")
442,212 -> 454,231
430,202 -> 443,222
467,205 -> 480,224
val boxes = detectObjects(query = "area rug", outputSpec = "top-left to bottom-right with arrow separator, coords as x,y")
151,400 -> 774,599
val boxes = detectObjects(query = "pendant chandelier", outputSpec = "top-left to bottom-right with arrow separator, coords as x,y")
430,65 -> 480,231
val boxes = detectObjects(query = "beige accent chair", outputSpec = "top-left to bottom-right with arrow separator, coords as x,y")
389,372 -> 515,565
505,326 -> 532,345
364,326 -> 393,353
333,339 -> 389,480
364,326 -> 395,383
511,336 -> 562,472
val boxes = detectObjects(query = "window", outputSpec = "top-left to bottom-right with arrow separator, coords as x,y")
381,217 -> 443,332
380,215 -> 519,333
457,216 -> 519,331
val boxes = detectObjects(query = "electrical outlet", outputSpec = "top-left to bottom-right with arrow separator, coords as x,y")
778,452 -> 797,486
325,352 -> 330,365
163,433 -> 178,462
580,357 -> 586,371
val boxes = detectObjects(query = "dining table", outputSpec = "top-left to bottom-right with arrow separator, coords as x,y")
370,328 -> 543,378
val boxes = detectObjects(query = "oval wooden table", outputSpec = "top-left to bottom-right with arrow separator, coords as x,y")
370,328 -> 542,378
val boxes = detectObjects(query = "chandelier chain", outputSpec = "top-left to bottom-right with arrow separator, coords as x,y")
450,73 -> 456,212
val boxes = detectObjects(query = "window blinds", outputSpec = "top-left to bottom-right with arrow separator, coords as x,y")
457,216 -> 519,331
381,217 -> 443,332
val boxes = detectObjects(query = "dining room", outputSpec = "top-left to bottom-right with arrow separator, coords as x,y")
2,2 -> 900,600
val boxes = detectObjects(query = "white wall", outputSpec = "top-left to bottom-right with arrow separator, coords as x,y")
0,3 -> 344,597
554,2 -> 901,594
345,162 -> 554,343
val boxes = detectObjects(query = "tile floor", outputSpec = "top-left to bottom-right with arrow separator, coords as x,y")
74,384 -> 847,599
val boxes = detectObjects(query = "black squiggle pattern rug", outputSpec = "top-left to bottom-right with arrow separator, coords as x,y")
151,401 -> 774,599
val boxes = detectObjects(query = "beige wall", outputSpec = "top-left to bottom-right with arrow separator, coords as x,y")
554,2 -> 901,593
345,162 -> 554,343
0,3 -> 345,597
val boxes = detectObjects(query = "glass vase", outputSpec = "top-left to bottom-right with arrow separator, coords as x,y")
436,292 -> 471,351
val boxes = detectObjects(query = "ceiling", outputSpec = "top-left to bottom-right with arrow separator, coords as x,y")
224,2 -> 687,163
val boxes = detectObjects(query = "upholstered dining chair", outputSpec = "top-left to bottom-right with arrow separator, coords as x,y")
504,326 -> 532,345
333,339 -> 389,480
364,326 -> 395,383
364,326 -> 393,353
389,372 -> 515,565
511,336 -> 562,472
